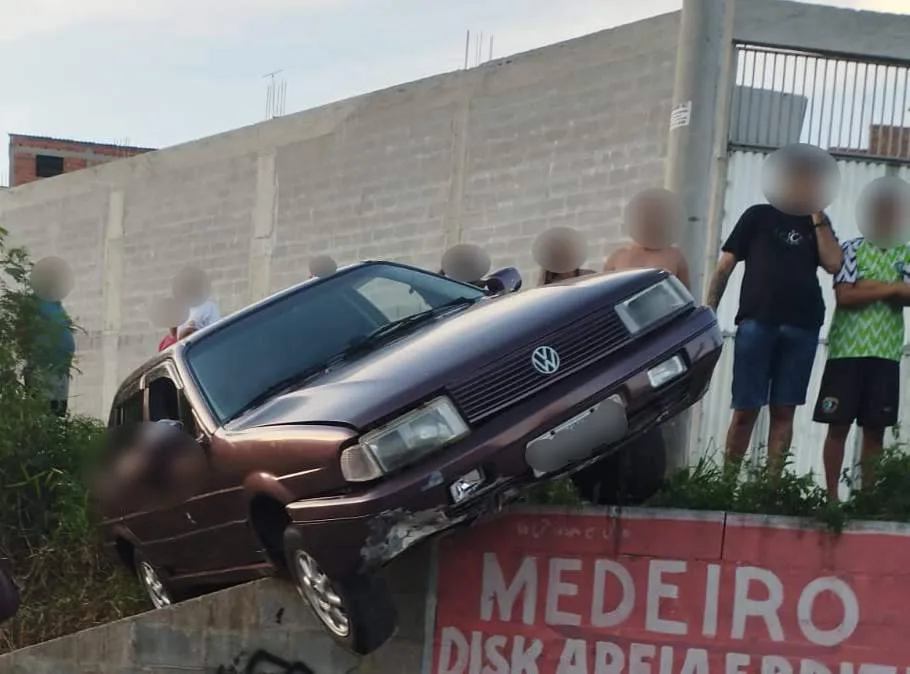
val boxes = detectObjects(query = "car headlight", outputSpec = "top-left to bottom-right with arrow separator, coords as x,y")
339,396 -> 469,482
615,276 -> 693,334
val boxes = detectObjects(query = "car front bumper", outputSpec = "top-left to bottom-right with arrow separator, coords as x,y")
287,306 -> 723,579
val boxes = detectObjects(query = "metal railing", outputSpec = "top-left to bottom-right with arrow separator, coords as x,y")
730,44 -> 910,164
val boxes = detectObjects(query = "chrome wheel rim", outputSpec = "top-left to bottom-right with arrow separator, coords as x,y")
293,550 -> 350,638
139,561 -> 171,609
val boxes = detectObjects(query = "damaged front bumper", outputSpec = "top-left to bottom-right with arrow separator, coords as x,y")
284,313 -> 722,580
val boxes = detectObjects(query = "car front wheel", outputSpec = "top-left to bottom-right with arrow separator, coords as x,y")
570,426 -> 667,505
283,526 -> 397,656
134,550 -> 178,609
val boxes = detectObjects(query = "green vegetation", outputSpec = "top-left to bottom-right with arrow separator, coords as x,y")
529,445 -> 910,535
0,228 -> 144,653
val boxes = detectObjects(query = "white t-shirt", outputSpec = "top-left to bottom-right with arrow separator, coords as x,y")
180,299 -> 220,332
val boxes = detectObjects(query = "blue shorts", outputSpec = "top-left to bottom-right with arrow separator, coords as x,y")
731,320 -> 820,410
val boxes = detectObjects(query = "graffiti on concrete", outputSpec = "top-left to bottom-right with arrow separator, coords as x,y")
216,649 -> 315,673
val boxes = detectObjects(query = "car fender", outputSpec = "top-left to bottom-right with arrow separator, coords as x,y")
241,472 -> 296,508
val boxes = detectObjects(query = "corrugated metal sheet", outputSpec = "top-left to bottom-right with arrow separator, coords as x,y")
695,150 -> 907,496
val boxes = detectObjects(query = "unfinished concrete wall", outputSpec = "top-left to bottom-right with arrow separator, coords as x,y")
0,546 -> 432,673
0,12 -> 680,419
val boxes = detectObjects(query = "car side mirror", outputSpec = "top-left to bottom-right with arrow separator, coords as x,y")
484,267 -> 522,295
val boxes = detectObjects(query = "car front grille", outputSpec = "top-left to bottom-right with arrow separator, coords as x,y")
448,307 -> 632,424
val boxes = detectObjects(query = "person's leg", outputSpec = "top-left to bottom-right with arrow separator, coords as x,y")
859,426 -> 885,489
822,425 -> 851,499
768,324 -> 820,476
727,321 -> 775,474
766,405 -> 795,477
855,357 -> 900,490
812,358 -> 862,499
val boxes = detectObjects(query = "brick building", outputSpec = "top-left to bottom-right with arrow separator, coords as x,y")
8,134 -> 155,187
828,123 -> 910,159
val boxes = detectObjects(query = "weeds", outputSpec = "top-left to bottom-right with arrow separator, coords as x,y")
528,446 -> 910,535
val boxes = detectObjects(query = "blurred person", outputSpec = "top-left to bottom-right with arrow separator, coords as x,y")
150,296 -> 187,352
26,257 -> 76,417
533,227 -> 595,286
604,188 -> 691,289
309,255 -> 338,279
441,243 -> 491,287
174,267 -> 220,339
813,177 -> 910,499
159,327 -> 178,352
101,420 -> 206,505
706,148 -> 843,477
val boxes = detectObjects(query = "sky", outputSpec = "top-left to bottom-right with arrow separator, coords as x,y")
0,0 -> 909,183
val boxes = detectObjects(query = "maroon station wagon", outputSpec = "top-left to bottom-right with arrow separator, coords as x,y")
96,260 -> 722,655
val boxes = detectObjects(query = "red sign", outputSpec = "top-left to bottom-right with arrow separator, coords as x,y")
430,509 -> 910,674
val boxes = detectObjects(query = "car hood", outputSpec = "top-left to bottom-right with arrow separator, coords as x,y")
228,268 -> 662,432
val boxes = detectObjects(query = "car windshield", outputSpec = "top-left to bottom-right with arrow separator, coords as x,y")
184,262 -> 486,424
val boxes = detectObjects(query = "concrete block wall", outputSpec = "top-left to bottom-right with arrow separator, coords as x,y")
0,546 -> 433,673
0,12 -> 680,419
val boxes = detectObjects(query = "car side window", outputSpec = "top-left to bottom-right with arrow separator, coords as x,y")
355,277 -> 431,321
118,392 -> 143,426
148,374 -> 199,437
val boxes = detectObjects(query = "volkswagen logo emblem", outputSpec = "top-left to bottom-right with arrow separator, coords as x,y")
531,346 -> 560,375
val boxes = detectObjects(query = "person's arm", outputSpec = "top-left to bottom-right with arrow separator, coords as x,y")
674,249 -> 691,291
831,238 -> 896,307
889,282 -> 910,308
835,280 -> 899,307
813,211 -> 843,274
705,207 -> 754,310
706,253 -> 736,311
177,322 -> 197,339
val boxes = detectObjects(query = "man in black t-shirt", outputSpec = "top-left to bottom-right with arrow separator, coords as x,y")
706,158 -> 843,476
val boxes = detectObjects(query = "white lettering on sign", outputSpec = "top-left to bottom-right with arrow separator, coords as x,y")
480,552 -> 536,625
478,553 -> 862,647
458,553 -> 881,674
731,566 -> 785,642
436,635 -> 908,674
546,558 -> 582,626
797,577 -> 860,646
591,559 -> 634,628
645,560 -> 687,635
670,101 -> 692,129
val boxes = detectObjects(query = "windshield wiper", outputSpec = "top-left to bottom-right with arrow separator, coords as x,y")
342,296 -> 479,358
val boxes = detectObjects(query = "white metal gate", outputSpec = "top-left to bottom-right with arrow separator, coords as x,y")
693,150 -> 910,494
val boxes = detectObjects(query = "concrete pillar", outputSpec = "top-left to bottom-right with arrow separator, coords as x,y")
249,151 -> 278,302
441,77 -> 475,251
100,189 -> 125,415
663,0 -> 735,469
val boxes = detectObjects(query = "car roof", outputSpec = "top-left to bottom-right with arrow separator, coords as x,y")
111,260 -> 478,406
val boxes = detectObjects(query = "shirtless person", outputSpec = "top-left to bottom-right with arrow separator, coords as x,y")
603,188 -> 691,289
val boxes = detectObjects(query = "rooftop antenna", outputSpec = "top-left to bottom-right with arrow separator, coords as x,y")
488,35 -> 494,61
264,70 -> 287,120
464,30 -> 470,69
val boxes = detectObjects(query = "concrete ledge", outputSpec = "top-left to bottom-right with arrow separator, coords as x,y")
0,545 -> 433,673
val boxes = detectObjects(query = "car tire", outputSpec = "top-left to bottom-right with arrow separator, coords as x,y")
133,549 -> 183,609
571,426 -> 667,506
283,526 -> 397,656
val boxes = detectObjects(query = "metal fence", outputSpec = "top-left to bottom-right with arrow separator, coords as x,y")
730,44 -> 910,163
